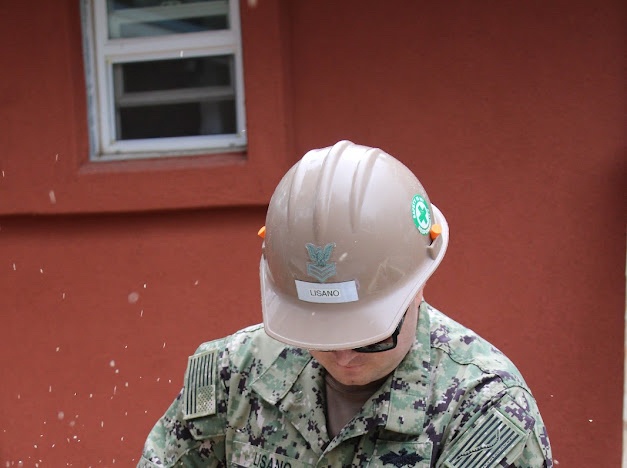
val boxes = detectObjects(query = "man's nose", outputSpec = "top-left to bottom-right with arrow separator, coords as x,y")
332,349 -> 357,366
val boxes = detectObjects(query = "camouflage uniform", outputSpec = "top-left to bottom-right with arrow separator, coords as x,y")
139,302 -> 552,467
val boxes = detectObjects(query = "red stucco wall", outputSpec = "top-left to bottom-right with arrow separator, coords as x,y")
1,1 -> 625,466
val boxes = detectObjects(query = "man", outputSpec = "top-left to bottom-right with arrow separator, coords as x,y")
139,141 -> 552,467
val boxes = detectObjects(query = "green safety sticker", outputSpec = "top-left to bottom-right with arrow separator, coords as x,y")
411,195 -> 431,235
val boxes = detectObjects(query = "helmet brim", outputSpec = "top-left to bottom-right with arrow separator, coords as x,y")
260,205 -> 449,350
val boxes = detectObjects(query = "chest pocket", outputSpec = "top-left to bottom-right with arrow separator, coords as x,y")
368,441 -> 433,467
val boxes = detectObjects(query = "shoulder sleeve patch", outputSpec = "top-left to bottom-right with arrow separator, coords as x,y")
183,349 -> 217,420
443,395 -> 533,468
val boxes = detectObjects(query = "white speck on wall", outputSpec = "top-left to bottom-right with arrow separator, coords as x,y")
57,411 -> 64,420
128,292 -> 139,304
109,360 -> 115,368
48,190 -> 56,204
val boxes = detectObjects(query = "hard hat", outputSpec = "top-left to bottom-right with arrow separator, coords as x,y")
260,140 -> 448,350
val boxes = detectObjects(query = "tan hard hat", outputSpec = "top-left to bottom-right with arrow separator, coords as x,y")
260,140 -> 448,350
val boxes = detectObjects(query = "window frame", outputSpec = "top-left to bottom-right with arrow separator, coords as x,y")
82,0 -> 247,161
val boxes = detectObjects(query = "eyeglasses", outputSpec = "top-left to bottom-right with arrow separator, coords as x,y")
352,313 -> 406,353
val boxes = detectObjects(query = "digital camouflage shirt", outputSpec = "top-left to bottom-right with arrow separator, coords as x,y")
139,302 -> 552,467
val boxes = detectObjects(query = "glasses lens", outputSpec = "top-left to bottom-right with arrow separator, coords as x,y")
353,313 -> 405,353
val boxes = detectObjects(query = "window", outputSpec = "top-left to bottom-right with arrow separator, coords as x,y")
3,0 -> 292,215
82,0 -> 246,161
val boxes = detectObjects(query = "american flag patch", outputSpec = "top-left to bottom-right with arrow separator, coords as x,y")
183,350 -> 216,420
443,404 -> 528,468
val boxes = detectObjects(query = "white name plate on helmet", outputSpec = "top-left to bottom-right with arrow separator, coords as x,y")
295,280 -> 359,303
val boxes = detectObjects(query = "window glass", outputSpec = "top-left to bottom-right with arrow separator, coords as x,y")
113,56 -> 236,139
107,0 -> 229,39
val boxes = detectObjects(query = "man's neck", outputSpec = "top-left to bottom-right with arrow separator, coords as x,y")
324,372 -> 390,438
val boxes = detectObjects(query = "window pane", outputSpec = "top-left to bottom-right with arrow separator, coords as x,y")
107,0 -> 229,39
118,101 -> 235,139
113,55 -> 237,140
